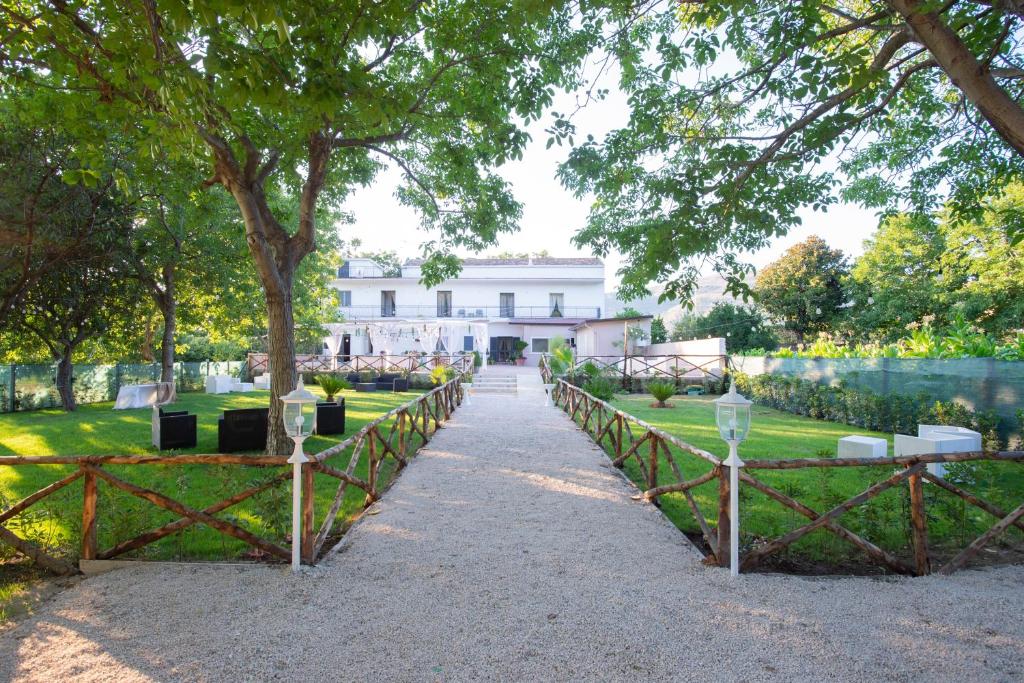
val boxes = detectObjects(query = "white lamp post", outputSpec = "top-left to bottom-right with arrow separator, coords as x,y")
280,377 -> 318,572
714,382 -> 752,577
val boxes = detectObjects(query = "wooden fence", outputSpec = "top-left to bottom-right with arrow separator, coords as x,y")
539,354 -> 726,385
247,353 -> 473,377
0,379 -> 463,574
553,379 -> 1024,576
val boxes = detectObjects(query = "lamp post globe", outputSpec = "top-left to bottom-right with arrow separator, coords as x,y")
714,381 -> 752,577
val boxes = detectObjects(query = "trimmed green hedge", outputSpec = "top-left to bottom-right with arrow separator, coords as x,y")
732,371 -> 1012,450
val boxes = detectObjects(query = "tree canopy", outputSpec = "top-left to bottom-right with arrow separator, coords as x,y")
556,0 -> 1024,303
754,236 -> 848,342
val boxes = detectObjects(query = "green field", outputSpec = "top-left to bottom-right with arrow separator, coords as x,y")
605,394 -> 1024,572
0,388 -> 425,574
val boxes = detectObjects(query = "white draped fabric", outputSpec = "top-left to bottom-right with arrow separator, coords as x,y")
418,324 -> 441,353
369,324 -> 392,355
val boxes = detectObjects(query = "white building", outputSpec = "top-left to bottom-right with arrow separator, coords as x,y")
328,256 -> 605,364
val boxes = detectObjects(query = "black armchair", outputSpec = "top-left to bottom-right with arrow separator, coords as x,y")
375,373 -> 399,390
315,399 -> 346,436
154,407 -> 197,451
392,377 -> 409,392
218,407 -> 270,452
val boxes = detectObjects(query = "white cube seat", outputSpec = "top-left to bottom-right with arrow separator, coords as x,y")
231,381 -> 255,393
205,375 -> 233,394
253,374 -> 270,390
838,435 -> 887,459
895,433 -> 978,479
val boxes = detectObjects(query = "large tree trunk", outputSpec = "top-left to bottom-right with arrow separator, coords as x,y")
891,0 -> 1024,156
141,313 -> 155,362
265,288 -> 298,455
158,265 -> 176,384
55,348 -> 76,411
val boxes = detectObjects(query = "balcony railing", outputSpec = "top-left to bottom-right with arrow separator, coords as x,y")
336,305 -> 601,320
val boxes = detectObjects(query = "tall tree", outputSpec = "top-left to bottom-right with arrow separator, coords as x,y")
0,103 -> 122,326
557,0 -> 1024,302
754,236 -> 847,342
1,0 -> 608,453
846,184 -> 1024,340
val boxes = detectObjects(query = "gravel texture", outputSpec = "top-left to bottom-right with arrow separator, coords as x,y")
2,368 -> 1023,682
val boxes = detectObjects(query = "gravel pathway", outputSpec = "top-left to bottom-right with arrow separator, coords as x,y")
2,374 -> 1023,682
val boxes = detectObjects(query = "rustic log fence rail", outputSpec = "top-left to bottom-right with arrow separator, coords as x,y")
248,352 -> 473,377
553,379 -> 1024,576
0,379 -> 463,575
539,354 -> 727,387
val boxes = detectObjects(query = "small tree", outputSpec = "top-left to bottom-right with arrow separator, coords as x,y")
648,380 -> 675,408
18,220 -> 140,410
650,317 -> 668,345
754,236 -> 848,343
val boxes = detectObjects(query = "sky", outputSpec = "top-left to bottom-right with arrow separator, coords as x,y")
336,63 -> 883,297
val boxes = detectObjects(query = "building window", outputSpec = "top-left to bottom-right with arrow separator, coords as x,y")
531,338 -> 549,353
437,290 -> 452,317
499,292 -> 515,317
381,290 -> 396,317
549,293 -> 564,317
463,335 -> 474,351
338,290 -> 352,307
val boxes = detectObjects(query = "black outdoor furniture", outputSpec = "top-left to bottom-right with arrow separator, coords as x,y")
346,372 -> 361,384
155,407 -> 197,451
316,399 -> 346,435
218,407 -> 270,452
376,373 -> 408,391
354,383 -> 377,392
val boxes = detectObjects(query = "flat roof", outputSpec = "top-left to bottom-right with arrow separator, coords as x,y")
570,315 -> 653,330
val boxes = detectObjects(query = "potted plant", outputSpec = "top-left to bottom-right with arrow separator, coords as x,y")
512,340 -> 529,366
315,374 -> 350,403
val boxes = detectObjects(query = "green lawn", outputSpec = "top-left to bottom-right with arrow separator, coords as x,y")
0,388 -> 424,572
606,394 -> 1024,570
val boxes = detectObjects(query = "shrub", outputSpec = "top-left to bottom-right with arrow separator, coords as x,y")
583,375 -> 617,402
430,366 -> 456,385
732,371 -> 1012,449
648,380 -> 675,407
315,374 -> 350,402
473,350 -> 482,368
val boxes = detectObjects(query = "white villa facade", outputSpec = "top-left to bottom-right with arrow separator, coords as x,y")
327,256 -> 606,364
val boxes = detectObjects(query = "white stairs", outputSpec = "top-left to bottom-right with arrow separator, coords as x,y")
470,375 -> 518,395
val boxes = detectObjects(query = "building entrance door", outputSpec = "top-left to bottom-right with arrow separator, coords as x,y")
489,336 -> 518,364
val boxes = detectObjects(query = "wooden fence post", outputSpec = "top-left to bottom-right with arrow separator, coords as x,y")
907,465 -> 931,575
614,414 -> 623,464
81,466 -> 97,561
301,462 -> 315,563
717,466 -> 731,568
648,435 -> 660,507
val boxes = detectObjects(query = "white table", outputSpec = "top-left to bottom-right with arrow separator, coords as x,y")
114,382 -> 175,410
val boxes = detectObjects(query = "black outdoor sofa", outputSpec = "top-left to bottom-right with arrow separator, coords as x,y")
154,407 -> 197,451
345,372 -> 408,392
218,407 -> 269,452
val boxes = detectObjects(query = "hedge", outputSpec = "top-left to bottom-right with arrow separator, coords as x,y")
731,371 -> 1012,450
